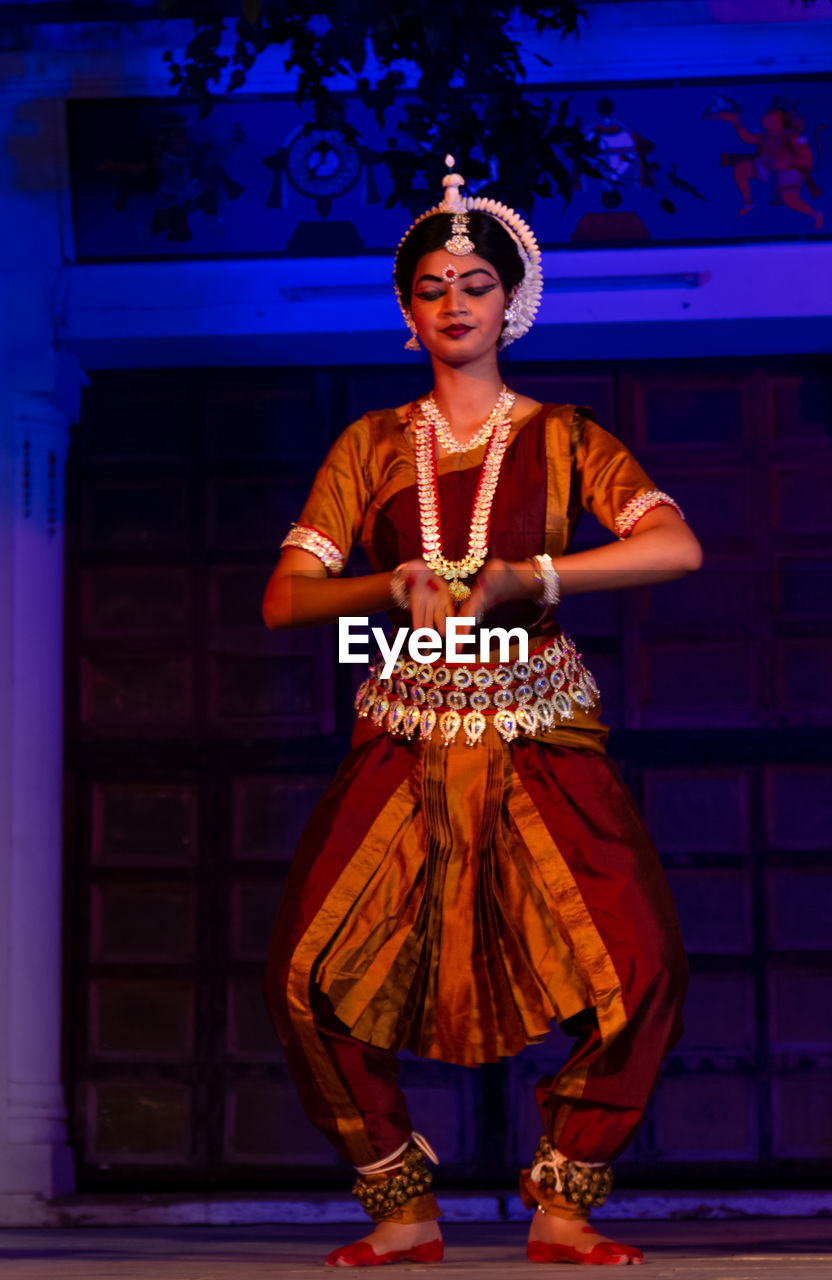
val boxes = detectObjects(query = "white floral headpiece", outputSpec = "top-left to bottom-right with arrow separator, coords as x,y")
393,155 -> 543,351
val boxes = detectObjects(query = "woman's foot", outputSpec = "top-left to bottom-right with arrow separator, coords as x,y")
528,1210 -> 643,1265
326,1219 -> 443,1267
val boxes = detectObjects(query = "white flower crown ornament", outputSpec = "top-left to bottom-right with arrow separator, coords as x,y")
394,154 -> 544,351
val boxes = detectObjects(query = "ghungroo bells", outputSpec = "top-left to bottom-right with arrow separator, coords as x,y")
530,1136 -> 614,1211
352,1143 -> 435,1221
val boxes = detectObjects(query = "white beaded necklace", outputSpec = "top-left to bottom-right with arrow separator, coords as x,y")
419,386 -> 515,455
412,390 -> 516,602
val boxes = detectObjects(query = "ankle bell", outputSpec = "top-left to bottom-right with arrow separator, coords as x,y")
352,1132 -> 441,1223
520,1136 -> 613,1216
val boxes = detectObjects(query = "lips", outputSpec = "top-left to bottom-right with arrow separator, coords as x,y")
442,325 -> 473,338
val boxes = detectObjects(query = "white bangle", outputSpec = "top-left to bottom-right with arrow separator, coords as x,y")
529,554 -> 561,611
390,564 -> 410,610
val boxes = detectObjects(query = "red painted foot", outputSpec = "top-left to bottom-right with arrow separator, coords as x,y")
326,1237 -> 444,1267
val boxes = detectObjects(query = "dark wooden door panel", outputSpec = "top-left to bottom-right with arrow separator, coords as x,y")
65,361 -> 832,1188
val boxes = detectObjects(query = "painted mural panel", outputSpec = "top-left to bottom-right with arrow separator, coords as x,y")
68,77 -> 830,260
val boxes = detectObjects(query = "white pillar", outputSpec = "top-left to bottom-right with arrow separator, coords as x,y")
0,392 -> 75,1221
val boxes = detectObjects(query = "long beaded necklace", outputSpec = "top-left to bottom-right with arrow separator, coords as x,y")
413,390 -> 516,603
419,385 -> 515,455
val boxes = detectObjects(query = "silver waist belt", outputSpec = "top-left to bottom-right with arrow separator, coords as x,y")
354,633 -> 600,747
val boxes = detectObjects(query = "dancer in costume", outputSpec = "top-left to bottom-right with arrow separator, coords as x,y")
262,157 -> 702,1267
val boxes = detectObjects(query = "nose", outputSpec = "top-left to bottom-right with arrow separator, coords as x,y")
440,285 -> 469,317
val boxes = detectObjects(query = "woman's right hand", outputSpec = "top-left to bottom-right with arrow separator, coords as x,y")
394,558 -> 457,639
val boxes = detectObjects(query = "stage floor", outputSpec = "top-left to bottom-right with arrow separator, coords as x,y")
1,1219 -> 832,1277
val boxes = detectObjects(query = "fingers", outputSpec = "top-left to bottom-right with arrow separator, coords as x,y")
432,584 -> 456,639
457,587 -> 484,637
408,570 -> 455,638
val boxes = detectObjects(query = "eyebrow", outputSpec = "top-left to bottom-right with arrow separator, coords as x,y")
414,269 -> 497,285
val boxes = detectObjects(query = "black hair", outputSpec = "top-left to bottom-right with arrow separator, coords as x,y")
394,211 -> 524,309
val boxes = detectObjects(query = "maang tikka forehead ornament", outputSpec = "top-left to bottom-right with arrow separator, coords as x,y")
395,154 -> 543,351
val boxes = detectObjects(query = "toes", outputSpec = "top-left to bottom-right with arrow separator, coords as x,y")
325,1242 -> 377,1266
594,1242 -> 643,1264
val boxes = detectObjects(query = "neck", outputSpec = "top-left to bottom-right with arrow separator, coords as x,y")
429,355 -> 506,434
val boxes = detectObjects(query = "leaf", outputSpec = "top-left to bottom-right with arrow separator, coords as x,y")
163,0 -> 709,218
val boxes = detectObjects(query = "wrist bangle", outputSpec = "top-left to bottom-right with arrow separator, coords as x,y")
529,554 -> 561,612
390,564 -> 410,610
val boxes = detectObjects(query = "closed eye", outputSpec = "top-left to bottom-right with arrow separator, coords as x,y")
414,284 -> 498,300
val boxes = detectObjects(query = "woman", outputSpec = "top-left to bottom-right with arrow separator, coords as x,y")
262,160 -> 702,1267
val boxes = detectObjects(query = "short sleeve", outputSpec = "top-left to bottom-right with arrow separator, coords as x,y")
281,417 -> 373,574
573,407 -> 684,539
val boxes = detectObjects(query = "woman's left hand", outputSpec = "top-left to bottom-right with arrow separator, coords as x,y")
462,558 -> 537,625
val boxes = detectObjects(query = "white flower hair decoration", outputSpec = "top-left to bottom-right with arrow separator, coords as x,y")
393,154 -> 544,351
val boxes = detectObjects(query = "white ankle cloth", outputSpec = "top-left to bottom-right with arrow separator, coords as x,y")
355,1132 -> 439,1177
530,1147 -> 607,1193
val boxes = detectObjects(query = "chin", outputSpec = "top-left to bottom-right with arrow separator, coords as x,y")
431,335 -> 498,361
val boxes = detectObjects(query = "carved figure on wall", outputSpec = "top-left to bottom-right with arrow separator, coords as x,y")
580,96 -> 656,208
151,113 -> 246,241
571,96 -> 657,244
705,94 -> 824,230
264,125 -> 380,218
98,112 -> 246,243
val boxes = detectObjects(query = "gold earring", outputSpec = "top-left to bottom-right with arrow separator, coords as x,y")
404,310 -> 421,351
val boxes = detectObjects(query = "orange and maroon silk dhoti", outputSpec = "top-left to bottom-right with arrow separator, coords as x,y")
263,403 -> 688,1173
264,722 -> 687,1170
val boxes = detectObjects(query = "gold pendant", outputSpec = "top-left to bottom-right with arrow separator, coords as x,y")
516,705 -> 538,737
386,701 -> 406,735
449,579 -> 471,603
371,696 -> 389,726
463,710 -> 486,747
354,679 -> 370,711
419,707 -> 437,741
494,710 -> 518,743
403,705 -> 421,738
439,709 -> 462,746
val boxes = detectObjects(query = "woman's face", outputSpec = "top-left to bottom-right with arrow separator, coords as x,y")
409,249 -> 508,362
